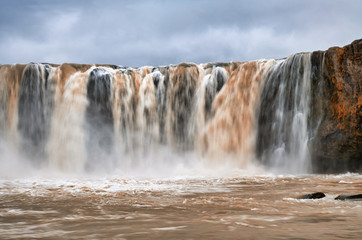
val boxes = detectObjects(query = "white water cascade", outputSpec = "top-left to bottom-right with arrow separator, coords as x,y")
0,55 -> 314,175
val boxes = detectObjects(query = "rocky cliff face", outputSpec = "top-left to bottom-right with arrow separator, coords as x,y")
310,39 -> 362,173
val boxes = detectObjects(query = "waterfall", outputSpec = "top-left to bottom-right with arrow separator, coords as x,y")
257,53 -> 312,173
0,55 -> 314,174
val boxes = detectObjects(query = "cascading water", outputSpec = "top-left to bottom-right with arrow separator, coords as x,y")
257,53 -> 312,173
0,55 -> 314,175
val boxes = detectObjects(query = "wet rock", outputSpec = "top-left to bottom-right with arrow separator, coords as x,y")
335,194 -> 362,201
300,192 -> 326,199
310,39 -> 362,173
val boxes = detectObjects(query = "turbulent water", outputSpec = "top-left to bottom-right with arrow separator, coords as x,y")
1,174 -> 362,239
0,53 -> 361,239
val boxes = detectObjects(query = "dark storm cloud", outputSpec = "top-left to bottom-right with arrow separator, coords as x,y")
0,0 -> 361,66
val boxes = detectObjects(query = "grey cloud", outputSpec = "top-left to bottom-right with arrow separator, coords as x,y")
0,0 -> 361,66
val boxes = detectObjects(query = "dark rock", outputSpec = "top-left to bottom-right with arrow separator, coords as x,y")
335,194 -> 362,201
310,39 -> 362,173
300,192 -> 326,199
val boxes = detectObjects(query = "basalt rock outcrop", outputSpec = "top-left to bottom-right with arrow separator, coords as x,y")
335,194 -> 362,201
300,192 -> 326,199
310,39 -> 362,173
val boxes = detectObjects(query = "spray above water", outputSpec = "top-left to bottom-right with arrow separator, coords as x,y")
0,54 -> 315,176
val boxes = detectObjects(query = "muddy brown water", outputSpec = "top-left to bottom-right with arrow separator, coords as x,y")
0,174 -> 361,239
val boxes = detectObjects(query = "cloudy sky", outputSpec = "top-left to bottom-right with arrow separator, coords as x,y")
0,0 -> 361,66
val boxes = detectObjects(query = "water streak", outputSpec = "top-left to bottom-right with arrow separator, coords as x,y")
257,53 -> 312,173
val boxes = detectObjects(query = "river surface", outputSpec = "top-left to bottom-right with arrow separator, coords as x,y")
1,173 -> 361,239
